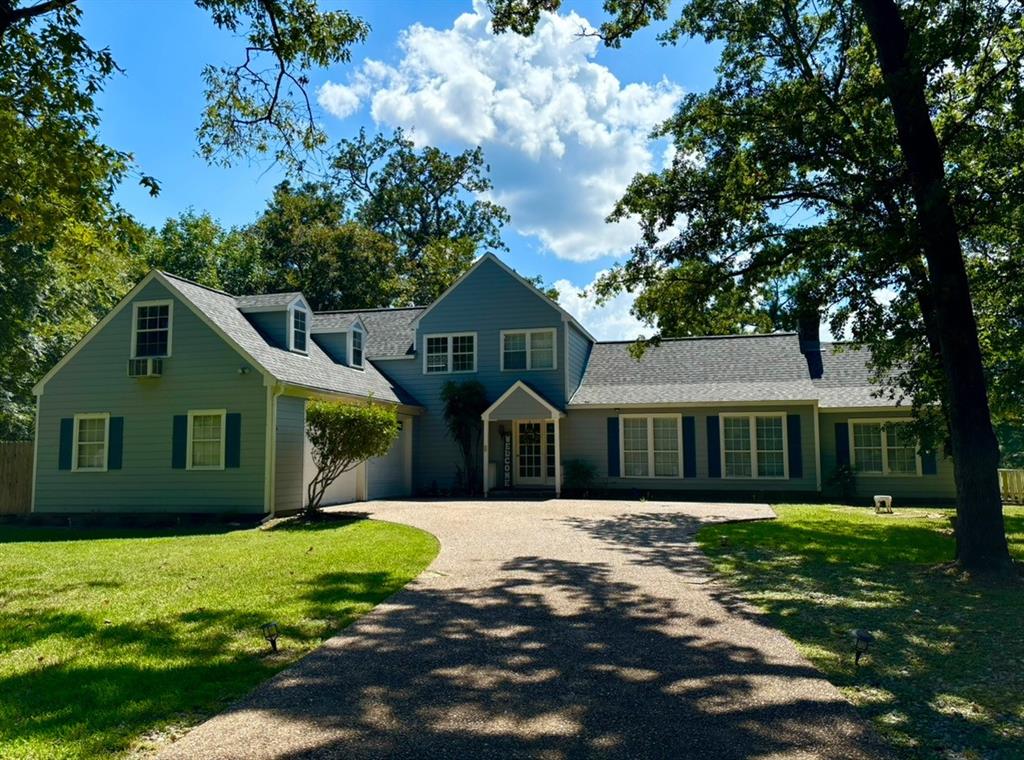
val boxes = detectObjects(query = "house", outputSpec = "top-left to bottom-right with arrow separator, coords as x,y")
30,253 -> 956,516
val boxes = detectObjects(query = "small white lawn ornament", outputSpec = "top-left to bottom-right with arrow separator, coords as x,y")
873,495 -> 893,514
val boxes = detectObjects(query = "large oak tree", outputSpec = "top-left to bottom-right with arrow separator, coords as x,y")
490,0 -> 1021,572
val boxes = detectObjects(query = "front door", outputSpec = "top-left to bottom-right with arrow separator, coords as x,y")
515,421 -> 554,486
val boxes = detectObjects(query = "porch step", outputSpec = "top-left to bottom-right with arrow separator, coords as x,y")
487,488 -> 557,501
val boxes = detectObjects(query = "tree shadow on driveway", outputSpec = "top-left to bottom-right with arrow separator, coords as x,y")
161,547 -> 887,759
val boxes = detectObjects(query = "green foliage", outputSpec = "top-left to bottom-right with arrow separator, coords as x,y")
305,400 -> 399,511
195,0 -> 369,170
331,128 -> 510,304
253,181 -> 402,310
562,459 -> 597,494
0,519 -> 437,759
699,505 -> 1024,757
824,464 -> 857,500
141,209 -> 269,294
441,380 -> 490,495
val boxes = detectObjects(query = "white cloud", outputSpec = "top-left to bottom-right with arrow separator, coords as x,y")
554,274 -> 648,341
318,2 -> 682,262
317,81 -> 363,119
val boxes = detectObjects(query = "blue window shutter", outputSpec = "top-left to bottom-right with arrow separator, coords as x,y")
607,417 -> 620,477
787,414 -> 803,479
682,416 -> 696,478
707,415 -> 721,478
172,415 -> 188,469
835,422 -> 850,467
225,413 -> 241,468
58,418 -> 74,470
108,417 -> 124,470
922,450 -> 938,475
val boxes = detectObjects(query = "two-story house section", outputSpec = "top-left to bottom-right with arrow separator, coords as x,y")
30,253 -> 956,517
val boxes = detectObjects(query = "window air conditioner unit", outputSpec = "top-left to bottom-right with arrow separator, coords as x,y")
127,357 -> 163,378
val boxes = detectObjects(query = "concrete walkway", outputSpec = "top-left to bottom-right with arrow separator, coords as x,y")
159,500 -> 887,759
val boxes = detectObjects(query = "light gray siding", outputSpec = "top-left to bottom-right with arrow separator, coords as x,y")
379,257 -> 569,492
820,410 -> 956,500
489,387 -> 553,420
34,279 -> 267,513
314,332 -> 348,364
566,323 -> 592,400
246,310 -> 289,350
275,395 -> 306,512
561,404 -> 819,493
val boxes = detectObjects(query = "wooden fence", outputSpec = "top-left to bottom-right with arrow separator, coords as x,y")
0,442 -> 33,515
998,468 -> 1024,505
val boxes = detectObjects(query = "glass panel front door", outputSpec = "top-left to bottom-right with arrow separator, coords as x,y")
516,421 -> 548,485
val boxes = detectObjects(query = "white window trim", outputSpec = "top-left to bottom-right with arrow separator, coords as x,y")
348,327 -> 365,370
288,305 -> 308,355
848,418 -> 923,477
130,300 -> 173,359
72,413 -> 110,472
422,332 -> 477,374
720,412 -> 790,480
618,413 -> 684,479
500,328 -> 558,372
187,409 -> 227,471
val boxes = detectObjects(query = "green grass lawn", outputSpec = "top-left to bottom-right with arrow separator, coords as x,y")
0,518 -> 438,760
699,505 -> 1024,759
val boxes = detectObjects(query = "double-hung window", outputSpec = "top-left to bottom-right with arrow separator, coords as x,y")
851,420 -> 920,475
350,328 -> 364,368
188,410 -> 226,470
73,413 -> 109,472
290,306 -> 308,353
424,333 -> 476,374
501,329 -> 556,371
620,414 -> 682,478
132,301 -> 172,358
722,414 -> 787,478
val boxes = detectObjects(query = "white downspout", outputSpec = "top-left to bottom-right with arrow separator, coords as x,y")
554,416 -> 562,498
481,412 -> 490,496
263,381 -> 283,519
813,401 -> 822,492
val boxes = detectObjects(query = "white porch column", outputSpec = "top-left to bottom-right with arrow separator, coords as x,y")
553,416 -> 562,497
482,413 -> 490,496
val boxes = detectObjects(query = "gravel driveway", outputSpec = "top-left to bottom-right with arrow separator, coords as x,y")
159,499 -> 886,759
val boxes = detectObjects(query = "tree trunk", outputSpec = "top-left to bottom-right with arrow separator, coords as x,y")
858,0 -> 1011,572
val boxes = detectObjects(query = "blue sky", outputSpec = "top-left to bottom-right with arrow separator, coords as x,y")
82,0 -> 720,338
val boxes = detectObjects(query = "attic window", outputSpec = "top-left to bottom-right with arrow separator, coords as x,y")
132,301 -> 172,358
351,328 -> 364,369
290,306 -> 307,353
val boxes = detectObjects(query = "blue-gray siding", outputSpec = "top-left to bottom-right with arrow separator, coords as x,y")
488,387 -> 553,420
275,395 -> 306,512
246,310 -> 289,350
566,323 -> 591,400
819,410 -> 956,499
380,257 -> 570,491
314,333 -> 348,364
560,404 -> 819,493
34,279 -> 267,513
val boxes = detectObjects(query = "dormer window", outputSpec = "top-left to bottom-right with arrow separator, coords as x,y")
132,301 -> 173,358
350,328 -> 364,369
289,306 -> 307,353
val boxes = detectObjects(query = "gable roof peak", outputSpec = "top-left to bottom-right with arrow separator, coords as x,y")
412,252 -> 596,342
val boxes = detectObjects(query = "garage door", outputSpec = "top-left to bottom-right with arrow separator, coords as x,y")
367,415 -> 412,499
302,433 -> 360,507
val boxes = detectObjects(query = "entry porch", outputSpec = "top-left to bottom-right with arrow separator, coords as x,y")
481,381 -> 564,497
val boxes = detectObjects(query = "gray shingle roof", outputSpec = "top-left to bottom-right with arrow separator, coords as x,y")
311,313 -> 363,332
161,274 -> 418,407
569,334 -> 897,408
234,292 -> 303,310
317,307 -> 424,359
